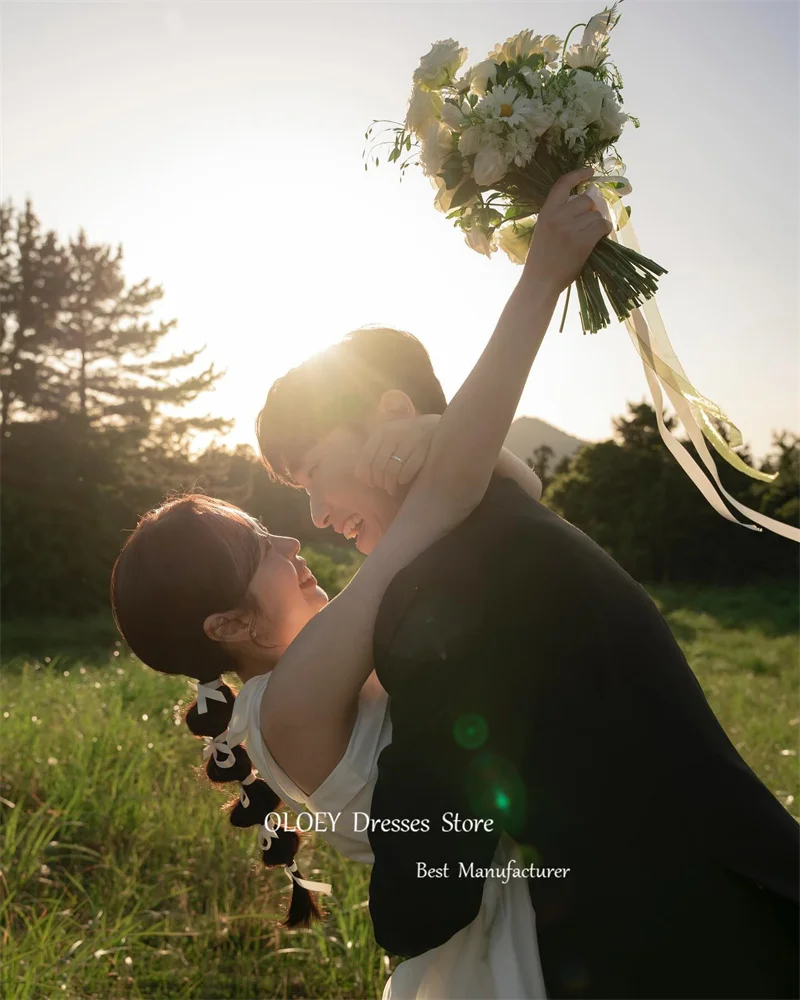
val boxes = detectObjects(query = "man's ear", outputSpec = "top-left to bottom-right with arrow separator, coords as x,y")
204,610 -> 251,645
376,389 -> 417,422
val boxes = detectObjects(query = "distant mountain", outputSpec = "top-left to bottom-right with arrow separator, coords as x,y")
503,417 -> 588,467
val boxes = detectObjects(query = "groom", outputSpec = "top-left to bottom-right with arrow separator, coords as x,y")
256,329 -> 799,998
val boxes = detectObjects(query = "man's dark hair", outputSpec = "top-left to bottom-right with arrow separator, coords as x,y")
256,326 -> 447,486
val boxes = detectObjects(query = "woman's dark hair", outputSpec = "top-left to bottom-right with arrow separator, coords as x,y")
256,325 -> 448,486
110,494 -> 323,927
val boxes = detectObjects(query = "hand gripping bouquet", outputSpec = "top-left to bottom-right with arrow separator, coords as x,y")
366,6 -> 800,542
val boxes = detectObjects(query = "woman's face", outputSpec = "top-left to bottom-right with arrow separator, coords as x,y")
246,532 -> 328,649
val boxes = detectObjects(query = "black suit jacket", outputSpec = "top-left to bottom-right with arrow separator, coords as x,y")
368,476 -> 799,999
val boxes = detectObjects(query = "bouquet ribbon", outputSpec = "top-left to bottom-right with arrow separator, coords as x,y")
580,162 -> 799,543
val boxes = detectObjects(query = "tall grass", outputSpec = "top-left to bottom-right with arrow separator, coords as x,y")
1,583 -> 797,999
0,659 -> 390,999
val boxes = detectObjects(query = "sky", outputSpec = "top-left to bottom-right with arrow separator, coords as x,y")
2,0 -> 798,459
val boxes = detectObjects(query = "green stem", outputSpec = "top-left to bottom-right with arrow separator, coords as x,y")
559,283 -> 572,332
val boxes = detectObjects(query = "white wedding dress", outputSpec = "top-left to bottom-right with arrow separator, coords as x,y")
228,672 -> 548,1000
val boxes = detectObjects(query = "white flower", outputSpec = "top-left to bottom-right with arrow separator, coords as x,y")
597,99 -> 628,139
473,146 -> 510,186
406,86 -> 443,135
414,39 -> 469,90
496,219 -> 536,265
465,59 -> 498,97
515,100 -> 555,139
476,86 -> 537,129
491,30 -> 563,67
418,121 -> 455,178
506,128 -> 537,168
440,99 -> 467,130
566,7 -> 616,68
518,66 -> 545,94
458,126 -> 484,157
571,69 -> 608,124
537,34 -> 564,67
565,43 -> 605,70
431,176 -> 455,214
463,222 -> 495,257
563,124 -> 588,148
431,175 -> 478,215
581,8 -> 616,49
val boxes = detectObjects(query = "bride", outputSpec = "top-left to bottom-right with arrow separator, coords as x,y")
111,166 -> 609,998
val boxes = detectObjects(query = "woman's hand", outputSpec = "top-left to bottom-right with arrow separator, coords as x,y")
522,166 -> 612,300
355,414 -> 441,496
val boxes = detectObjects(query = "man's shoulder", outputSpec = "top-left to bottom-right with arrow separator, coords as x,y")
372,477 -> 550,654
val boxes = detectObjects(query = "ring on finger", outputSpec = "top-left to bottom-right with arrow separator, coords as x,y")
390,454 -> 406,464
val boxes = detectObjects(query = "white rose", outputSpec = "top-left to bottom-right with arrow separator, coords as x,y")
466,59 -> 498,97
406,86 -> 443,135
440,100 -> 466,130
414,39 -> 469,90
473,146 -> 510,186
419,121 -> 454,178
496,219 -> 536,265
458,126 -> 484,157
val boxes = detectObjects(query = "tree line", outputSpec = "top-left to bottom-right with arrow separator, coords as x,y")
1,201 -> 796,618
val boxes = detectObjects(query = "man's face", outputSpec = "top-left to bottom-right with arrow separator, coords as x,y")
291,426 -> 403,554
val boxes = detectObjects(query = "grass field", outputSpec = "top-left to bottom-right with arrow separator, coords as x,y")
1,581 -> 798,1000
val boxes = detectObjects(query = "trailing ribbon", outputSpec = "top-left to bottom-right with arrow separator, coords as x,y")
580,161 -> 800,543
285,860 -> 332,896
195,677 -> 228,715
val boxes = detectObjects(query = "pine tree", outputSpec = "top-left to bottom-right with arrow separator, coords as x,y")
0,200 -> 70,431
0,199 -> 229,441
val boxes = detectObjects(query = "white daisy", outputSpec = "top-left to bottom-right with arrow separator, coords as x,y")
476,86 -> 535,128
491,30 -> 563,67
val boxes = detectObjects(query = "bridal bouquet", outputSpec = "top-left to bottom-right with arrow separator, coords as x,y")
366,4 -> 665,334
365,4 -> 800,541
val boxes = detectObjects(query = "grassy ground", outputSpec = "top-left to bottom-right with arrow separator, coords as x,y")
1,582 -> 797,999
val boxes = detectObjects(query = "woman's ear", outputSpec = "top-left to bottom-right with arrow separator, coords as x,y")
376,389 -> 416,421
204,611 -> 251,645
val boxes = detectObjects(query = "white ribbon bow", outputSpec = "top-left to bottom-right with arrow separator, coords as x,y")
257,820 -> 279,852
239,771 -> 257,809
201,733 -> 235,768
195,677 -> 228,715
285,860 -> 332,896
